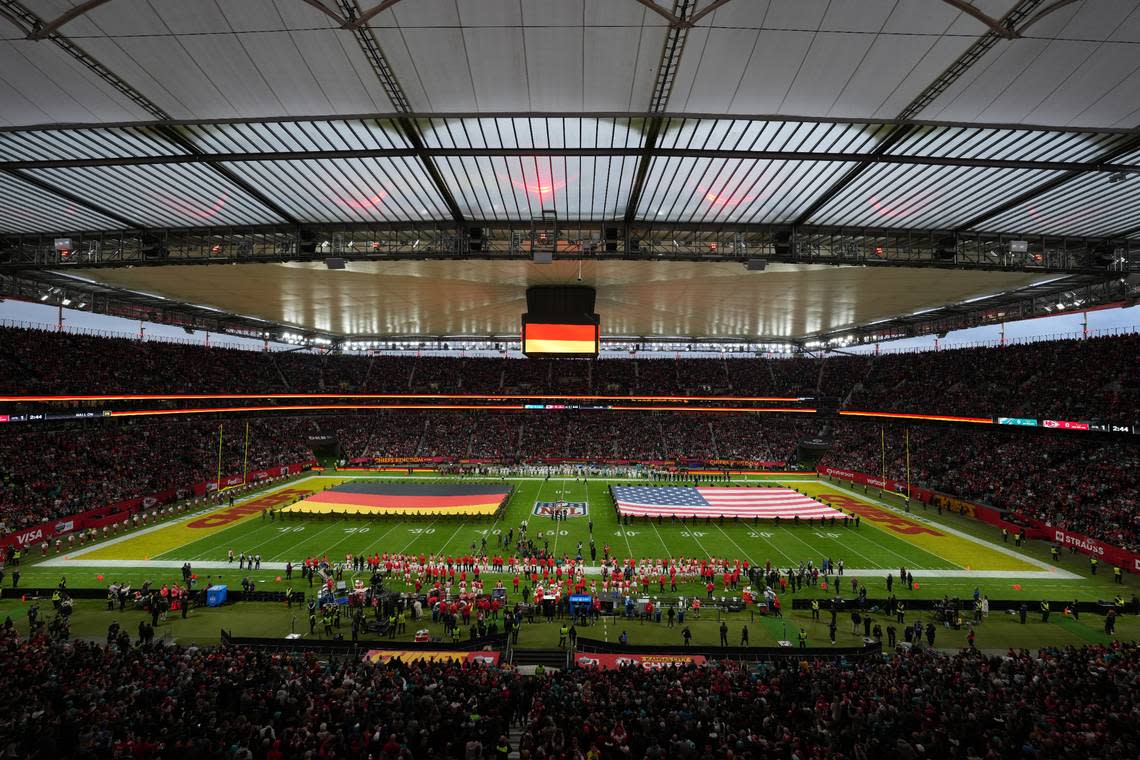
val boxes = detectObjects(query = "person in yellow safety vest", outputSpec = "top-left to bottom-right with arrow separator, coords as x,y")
1114,566 -> 1123,584
1040,600 -> 1050,623
1115,595 -> 1125,611
534,664 -> 546,677
558,624 -> 568,648
1090,557 -> 1098,575
398,608 -> 407,632
811,599 -> 820,620
798,628 -> 808,648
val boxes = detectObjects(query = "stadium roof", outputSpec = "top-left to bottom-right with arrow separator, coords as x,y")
50,259 -> 1064,340
0,0 -> 1138,346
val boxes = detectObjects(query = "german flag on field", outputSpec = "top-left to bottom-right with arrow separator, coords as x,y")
284,482 -> 511,516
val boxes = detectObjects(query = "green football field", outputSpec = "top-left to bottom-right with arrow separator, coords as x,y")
7,470 -> 1137,651
19,470 -> 1097,596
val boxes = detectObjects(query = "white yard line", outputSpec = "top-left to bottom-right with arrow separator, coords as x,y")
812,528 -> 884,569
712,523 -> 753,565
67,478 -> 311,559
396,520 -> 439,555
648,519 -> 674,560
264,520 -> 345,561
825,482 -> 1070,574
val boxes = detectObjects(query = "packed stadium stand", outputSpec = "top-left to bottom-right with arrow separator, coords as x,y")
2,325 -> 1139,548
3,1 -> 1140,755
2,326 -> 1138,421
1,630 -> 1135,760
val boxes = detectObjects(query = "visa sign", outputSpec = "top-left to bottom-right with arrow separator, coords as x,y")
997,417 -> 1037,426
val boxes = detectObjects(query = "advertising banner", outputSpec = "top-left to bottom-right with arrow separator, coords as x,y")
816,466 -> 933,502
1047,527 -> 1140,574
574,653 -> 707,670
818,467 -> 1140,575
362,650 -> 501,666
1,461 -> 311,550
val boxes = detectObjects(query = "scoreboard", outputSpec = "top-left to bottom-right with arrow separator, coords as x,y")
522,285 -> 599,357
522,319 -> 599,356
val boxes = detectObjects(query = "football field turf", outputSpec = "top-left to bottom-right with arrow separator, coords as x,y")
15,469 -> 1136,652
37,470 -> 1074,597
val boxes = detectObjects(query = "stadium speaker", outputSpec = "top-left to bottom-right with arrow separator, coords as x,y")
773,230 -> 793,256
744,258 -> 768,271
299,228 -> 317,255
468,226 -> 484,253
533,250 -> 553,264
604,226 -> 619,253
935,236 -> 957,260
325,258 -> 345,270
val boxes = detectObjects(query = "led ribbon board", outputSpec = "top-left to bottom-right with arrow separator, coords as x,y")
522,285 -> 600,357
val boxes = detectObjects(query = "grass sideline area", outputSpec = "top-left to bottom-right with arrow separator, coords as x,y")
4,470 -> 1136,652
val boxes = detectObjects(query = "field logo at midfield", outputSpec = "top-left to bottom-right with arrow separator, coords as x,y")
533,501 -> 588,518
818,493 -> 943,537
186,488 -> 311,529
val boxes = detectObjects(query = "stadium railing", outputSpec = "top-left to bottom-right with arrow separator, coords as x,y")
220,628 -> 508,653
574,636 -> 881,661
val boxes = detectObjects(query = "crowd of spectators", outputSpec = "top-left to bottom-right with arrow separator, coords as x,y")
823,421 -> 1140,551
0,418 -> 316,533
0,630 -> 521,759
3,326 -> 1137,423
0,410 -> 805,533
521,642 -> 1139,760
3,324 -> 1140,549
845,333 -> 1140,420
333,411 -> 804,466
1,626 -> 1135,760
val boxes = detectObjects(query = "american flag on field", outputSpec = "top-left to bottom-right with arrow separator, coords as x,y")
611,486 -> 845,519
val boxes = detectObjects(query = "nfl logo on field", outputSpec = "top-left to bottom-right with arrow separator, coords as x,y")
533,501 -> 588,518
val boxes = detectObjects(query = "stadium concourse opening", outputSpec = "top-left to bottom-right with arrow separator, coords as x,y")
2,0 -> 1140,756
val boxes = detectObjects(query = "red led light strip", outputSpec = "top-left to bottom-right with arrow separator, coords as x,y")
0,392 -> 810,403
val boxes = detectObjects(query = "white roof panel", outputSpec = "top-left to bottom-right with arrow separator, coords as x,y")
807,163 -> 1064,229
524,26 -> 584,112
22,162 -> 288,227
0,171 -> 123,233
636,156 -> 857,224
433,154 -> 637,221
222,157 -> 452,223
973,173 -> 1140,238
463,27 -> 530,111
392,27 -> 478,112
0,39 -> 148,125
917,2 -> 1140,127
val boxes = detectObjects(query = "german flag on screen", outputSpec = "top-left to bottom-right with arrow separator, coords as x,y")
524,322 -> 597,354
283,482 -> 511,516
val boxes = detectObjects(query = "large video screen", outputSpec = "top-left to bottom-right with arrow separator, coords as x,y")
522,285 -> 600,357
522,319 -> 599,356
